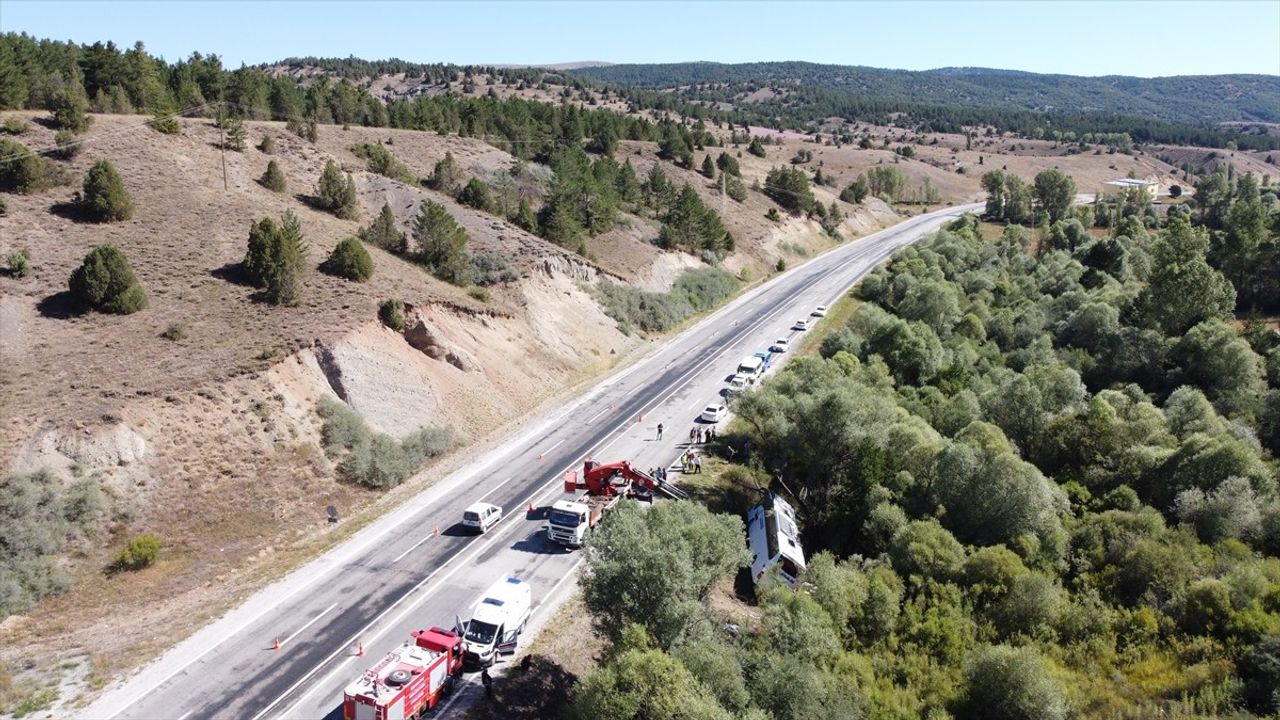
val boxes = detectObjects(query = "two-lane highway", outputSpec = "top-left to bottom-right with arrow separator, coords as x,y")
82,203 -> 979,720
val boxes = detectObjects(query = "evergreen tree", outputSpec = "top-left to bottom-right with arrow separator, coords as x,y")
427,151 -> 462,195
50,77 -> 91,133
359,202 -> 407,253
840,176 -> 869,204
458,177 -> 495,213
1032,169 -> 1077,223
716,151 -> 740,177
747,137 -> 767,158
1139,216 -> 1236,335
700,154 -> 716,179
615,159 -> 641,206
243,211 -> 307,306
764,165 -> 815,215
411,200 -> 471,285
0,139 -> 52,193
322,236 -> 374,282
82,159 -> 135,222
68,244 -> 147,314
316,159 -> 358,219
259,159 -> 286,192
725,173 -> 747,202
512,197 -> 539,234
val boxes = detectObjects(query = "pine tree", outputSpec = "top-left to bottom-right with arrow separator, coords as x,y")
747,137 -> 767,158
243,211 -> 307,305
68,245 -> 147,314
322,237 -> 374,282
50,77 -> 92,133
359,203 -> 407,253
428,152 -> 462,195
615,159 -> 641,206
411,200 -> 471,285
317,160 -> 358,219
458,178 -> 495,213
700,154 -> 716,179
260,160 -> 286,192
512,198 -> 538,233
82,159 -> 135,222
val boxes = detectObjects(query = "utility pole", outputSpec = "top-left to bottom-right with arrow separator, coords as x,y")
219,117 -> 228,191
720,169 -> 726,216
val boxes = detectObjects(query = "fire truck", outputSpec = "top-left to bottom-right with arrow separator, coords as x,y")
342,627 -> 463,720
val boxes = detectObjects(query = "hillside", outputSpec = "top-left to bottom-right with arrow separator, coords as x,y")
570,61 -> 1280,125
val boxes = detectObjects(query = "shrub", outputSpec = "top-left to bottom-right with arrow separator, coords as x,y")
0,139 -> 53,193
595,267 -> 739,335
147,113 -> 179,135
954,645 -> 1066,720
257,135 -> 275,153
427,152 -> 462,195
322,237 -> 374,282
82,159 -> 135,222
458,177 -> 495,212
160,322 -> 187,341
243,211 -> 307,306
1,117 -> 28,135
765,207 -> 781,222
115,534 -> 162,571
50,84 -> 91,133
287,116 -> 317,143
467,286 -> 491,303
316,159 -> 359,219
68,245 -> 147,314
259,160 -> 286,192
6,249 -> 31,279
378,299 -> 406,332
349,142 -> 414,184
775,258 -> 787,272
469,251 -> 517,286
317,396 -> 452,489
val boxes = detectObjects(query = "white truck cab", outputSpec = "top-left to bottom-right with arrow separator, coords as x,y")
461,576 -> 532,668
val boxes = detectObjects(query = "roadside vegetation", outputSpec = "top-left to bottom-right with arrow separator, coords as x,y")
550,170 -> 1280,719
594,267 -> 739,335
317,397 -> 453,489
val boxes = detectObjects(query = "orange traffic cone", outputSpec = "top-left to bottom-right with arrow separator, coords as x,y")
527,502 -> 535,513
356,641 -> 365,657
433,526 -> 441,536
273,637 -> 281,651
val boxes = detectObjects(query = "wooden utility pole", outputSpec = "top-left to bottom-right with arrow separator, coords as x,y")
720,169 -> 726,216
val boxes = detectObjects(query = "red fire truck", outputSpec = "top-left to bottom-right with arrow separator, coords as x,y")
342,627 -> 463,720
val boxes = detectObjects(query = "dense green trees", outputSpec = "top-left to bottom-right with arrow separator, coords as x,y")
68,245 -> 147,314
322,237 -> 373,281
82,159 -> 134,222
243,210 -> 307,305
1031,169 -> 1076,223
763,165 -> 814,214
316,159 -> 359,219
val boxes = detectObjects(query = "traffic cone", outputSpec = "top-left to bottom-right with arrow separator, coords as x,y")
273,637 -> 281,651
356,641 -> 365,657
433,526 -> 441,536
527,502 -> 535,513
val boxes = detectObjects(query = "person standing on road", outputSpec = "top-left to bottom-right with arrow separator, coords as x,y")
481,667 -> 493,698
689,427 -> 697,444
657,423 -> 664,440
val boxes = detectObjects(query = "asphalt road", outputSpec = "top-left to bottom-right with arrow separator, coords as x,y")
82,203 -> 980,720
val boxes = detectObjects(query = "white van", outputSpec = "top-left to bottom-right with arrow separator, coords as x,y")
736,355 -> 765,378
460,576 -> 533,668
462,502 -> 503,533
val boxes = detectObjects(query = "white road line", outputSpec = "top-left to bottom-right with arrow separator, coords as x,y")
280,603 -> 337,648
539,438 -> 564,455
475,476 -> 514,504
175,711 -> 193,720
391,532 -> 436,564
434,676 -> 477,718
584,407 -> 608,423
540,557 -> 585,609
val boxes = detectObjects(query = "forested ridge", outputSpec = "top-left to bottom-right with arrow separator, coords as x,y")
557,176 -> 1280,718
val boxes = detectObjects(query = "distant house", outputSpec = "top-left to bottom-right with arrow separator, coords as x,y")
1102,177 -> 1160,200
747,493 -> 806,589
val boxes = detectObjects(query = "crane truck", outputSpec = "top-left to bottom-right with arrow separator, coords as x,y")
342,627 -> 463,720
546,459 -> 688,547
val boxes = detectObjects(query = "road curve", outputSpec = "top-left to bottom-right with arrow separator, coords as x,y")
81,203 -> 981,720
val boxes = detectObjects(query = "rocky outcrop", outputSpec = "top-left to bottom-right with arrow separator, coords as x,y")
403,316 -> 480,372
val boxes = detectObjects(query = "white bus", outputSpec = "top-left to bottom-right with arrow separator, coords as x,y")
747,493 -> 806,589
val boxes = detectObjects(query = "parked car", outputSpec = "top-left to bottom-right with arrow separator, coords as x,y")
811,305 -> 828,317
700,404 -> 728,423
462,502 -> 503,533
792,318 -> 812,331
770,337 -> 790,353
726,374 -> 755,395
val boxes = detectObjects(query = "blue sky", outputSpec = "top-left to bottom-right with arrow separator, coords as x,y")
2,1 -> 1277,77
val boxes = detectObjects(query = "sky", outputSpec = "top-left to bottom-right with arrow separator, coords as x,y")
2,0 -> 1278,78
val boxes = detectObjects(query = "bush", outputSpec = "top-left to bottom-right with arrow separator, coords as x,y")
243,211 -> 307,306
115,534 -> 162,571
596,267 -> 739,335
349,142 -> 414,184
50,84 -> 91,133
765,207 -> 781,222
2,117 -> 28,134
68,245 -> 147,314
360,203 -> 407,253
147,113 -> 179,135
0,139 -> 54,193
82,159 -> 135,222
316,159 -> 359,219
160,322 -> 187,341
322,237 -> 374,282
775,258 -> 787,272
458,177 -> 495,212
378,299 -> 406,332
469,251 -> 517,286
955,645 -> 1066,720
260,160 -> 286,192
317,397 -> 452,489
467,286 -> 491,303
257,135 -> 275,153
6,249 -> 31,279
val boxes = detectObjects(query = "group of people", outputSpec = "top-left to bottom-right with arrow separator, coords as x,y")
681,448 -> 703,474
688,425 -> 717,444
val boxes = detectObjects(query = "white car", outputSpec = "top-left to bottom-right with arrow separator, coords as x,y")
462,502 -> 503,533
726,375 -> 754,395
770,337 -> 790,353
792,318 -> 811,331
700,404 -> 728,423
811,305 -> 828,317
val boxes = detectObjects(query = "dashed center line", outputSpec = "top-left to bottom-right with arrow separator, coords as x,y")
280,603 -> 338,648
